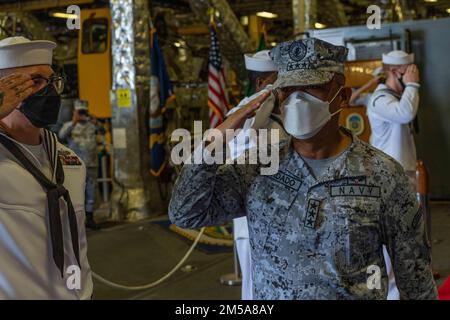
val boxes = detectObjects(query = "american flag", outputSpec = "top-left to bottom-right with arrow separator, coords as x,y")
208,24 -> 230,128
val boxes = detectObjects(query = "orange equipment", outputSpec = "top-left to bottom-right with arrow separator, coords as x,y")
77,8 -> 112,118
416,160 -> 439,279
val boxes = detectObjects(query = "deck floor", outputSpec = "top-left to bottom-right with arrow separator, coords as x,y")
87,202 -> 450,299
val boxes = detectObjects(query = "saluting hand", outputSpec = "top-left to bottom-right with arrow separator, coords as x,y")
72,111 -> 82,124
403,64 -> 420,84
0,73 -> 38,119
212,91 -> 270,140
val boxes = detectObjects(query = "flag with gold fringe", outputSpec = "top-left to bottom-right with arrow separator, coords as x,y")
149,28 -> 175,176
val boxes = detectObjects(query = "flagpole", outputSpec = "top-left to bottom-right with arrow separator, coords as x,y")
219,225 -> 242,287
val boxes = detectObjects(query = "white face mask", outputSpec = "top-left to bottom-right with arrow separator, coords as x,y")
281,87 -> 343,140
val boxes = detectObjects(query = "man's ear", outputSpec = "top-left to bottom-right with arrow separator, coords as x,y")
255,77 -> 264,91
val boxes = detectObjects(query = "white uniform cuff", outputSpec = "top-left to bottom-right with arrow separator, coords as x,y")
405,82 -> 420,89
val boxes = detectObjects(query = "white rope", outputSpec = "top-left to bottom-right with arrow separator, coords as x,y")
91,227 -> 205,291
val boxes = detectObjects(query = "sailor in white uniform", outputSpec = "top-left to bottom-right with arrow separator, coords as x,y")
367,50 -> 420,184
227,50 -> 287,300
367,50 -> 420,300
0,37 -> 93,299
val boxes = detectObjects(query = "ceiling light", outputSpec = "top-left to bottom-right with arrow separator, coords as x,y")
270,42 -> 277,47
50,12 -> 79,19
314,22 -> 327,29
240,16 -> 249,26
256,11 -> 278,19
446,8 -> 450,13
424,0 -> 437,3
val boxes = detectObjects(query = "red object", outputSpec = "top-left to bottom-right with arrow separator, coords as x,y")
438,276 -> 450,300
416,159 -> 428,194
208,23 -> 230,128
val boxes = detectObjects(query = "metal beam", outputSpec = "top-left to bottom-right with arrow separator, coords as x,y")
188,0 -> 253,81
177,24 -> 209,35
331,0 -> 349,26
229,0 -> 292,20
2,11 -> 75,62
0,0 -> 94,12
109,0 -> 153,221
292,0 -> 317,35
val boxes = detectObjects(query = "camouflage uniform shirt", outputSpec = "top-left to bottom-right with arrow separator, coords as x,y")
59,121 -> 99,167
169,129 -> 437,300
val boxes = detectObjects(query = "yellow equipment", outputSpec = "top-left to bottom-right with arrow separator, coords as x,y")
77,8 -> 112,118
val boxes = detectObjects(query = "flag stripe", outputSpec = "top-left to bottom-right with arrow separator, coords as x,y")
209,71 -> 229,112
208,100 -> 225,120
208,24 -> 228,128
209,68 -> 228,101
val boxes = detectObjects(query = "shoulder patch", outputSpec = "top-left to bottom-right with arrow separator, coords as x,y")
58,150 -> 82,166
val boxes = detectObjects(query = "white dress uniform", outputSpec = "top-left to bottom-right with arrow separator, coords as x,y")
367,51 -> 419,174
367,83 -> 419,172
0,36 -> 93,299
367,50 -> 419,300
228,49 -> 280,300
0,130 -> 93,299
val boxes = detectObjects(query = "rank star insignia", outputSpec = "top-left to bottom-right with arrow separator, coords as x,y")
304,199 -> 321,229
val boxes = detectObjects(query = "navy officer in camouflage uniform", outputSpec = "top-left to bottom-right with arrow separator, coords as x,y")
59,99 -> 103,230
169,38 -> 437,299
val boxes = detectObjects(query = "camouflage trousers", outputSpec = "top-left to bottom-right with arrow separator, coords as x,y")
85,167 -> 97,213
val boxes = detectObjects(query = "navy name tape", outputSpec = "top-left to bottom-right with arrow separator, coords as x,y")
268,170 -> 302,191
330,184 -> 381,198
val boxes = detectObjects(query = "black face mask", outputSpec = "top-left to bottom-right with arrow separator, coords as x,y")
77,110 -> 88,117
19,84 -> 61,128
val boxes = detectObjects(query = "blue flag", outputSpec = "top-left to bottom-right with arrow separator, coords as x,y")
150,31 -> 174,176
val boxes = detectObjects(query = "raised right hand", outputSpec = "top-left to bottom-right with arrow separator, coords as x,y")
0,73 -> 36,119
213,91 -> 270,138
403,64 -> 420,84
72,110 -> 81,124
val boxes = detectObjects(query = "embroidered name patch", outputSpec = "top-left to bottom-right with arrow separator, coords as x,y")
330,185 -> 381,198
58,150 -> 82,166
304,199 -> 320,229
268,171 -> 302,191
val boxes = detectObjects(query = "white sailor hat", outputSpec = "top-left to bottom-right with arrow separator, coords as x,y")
0,36 -> 56,69
244,50 -> 277,72
382,50 -> 414,65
